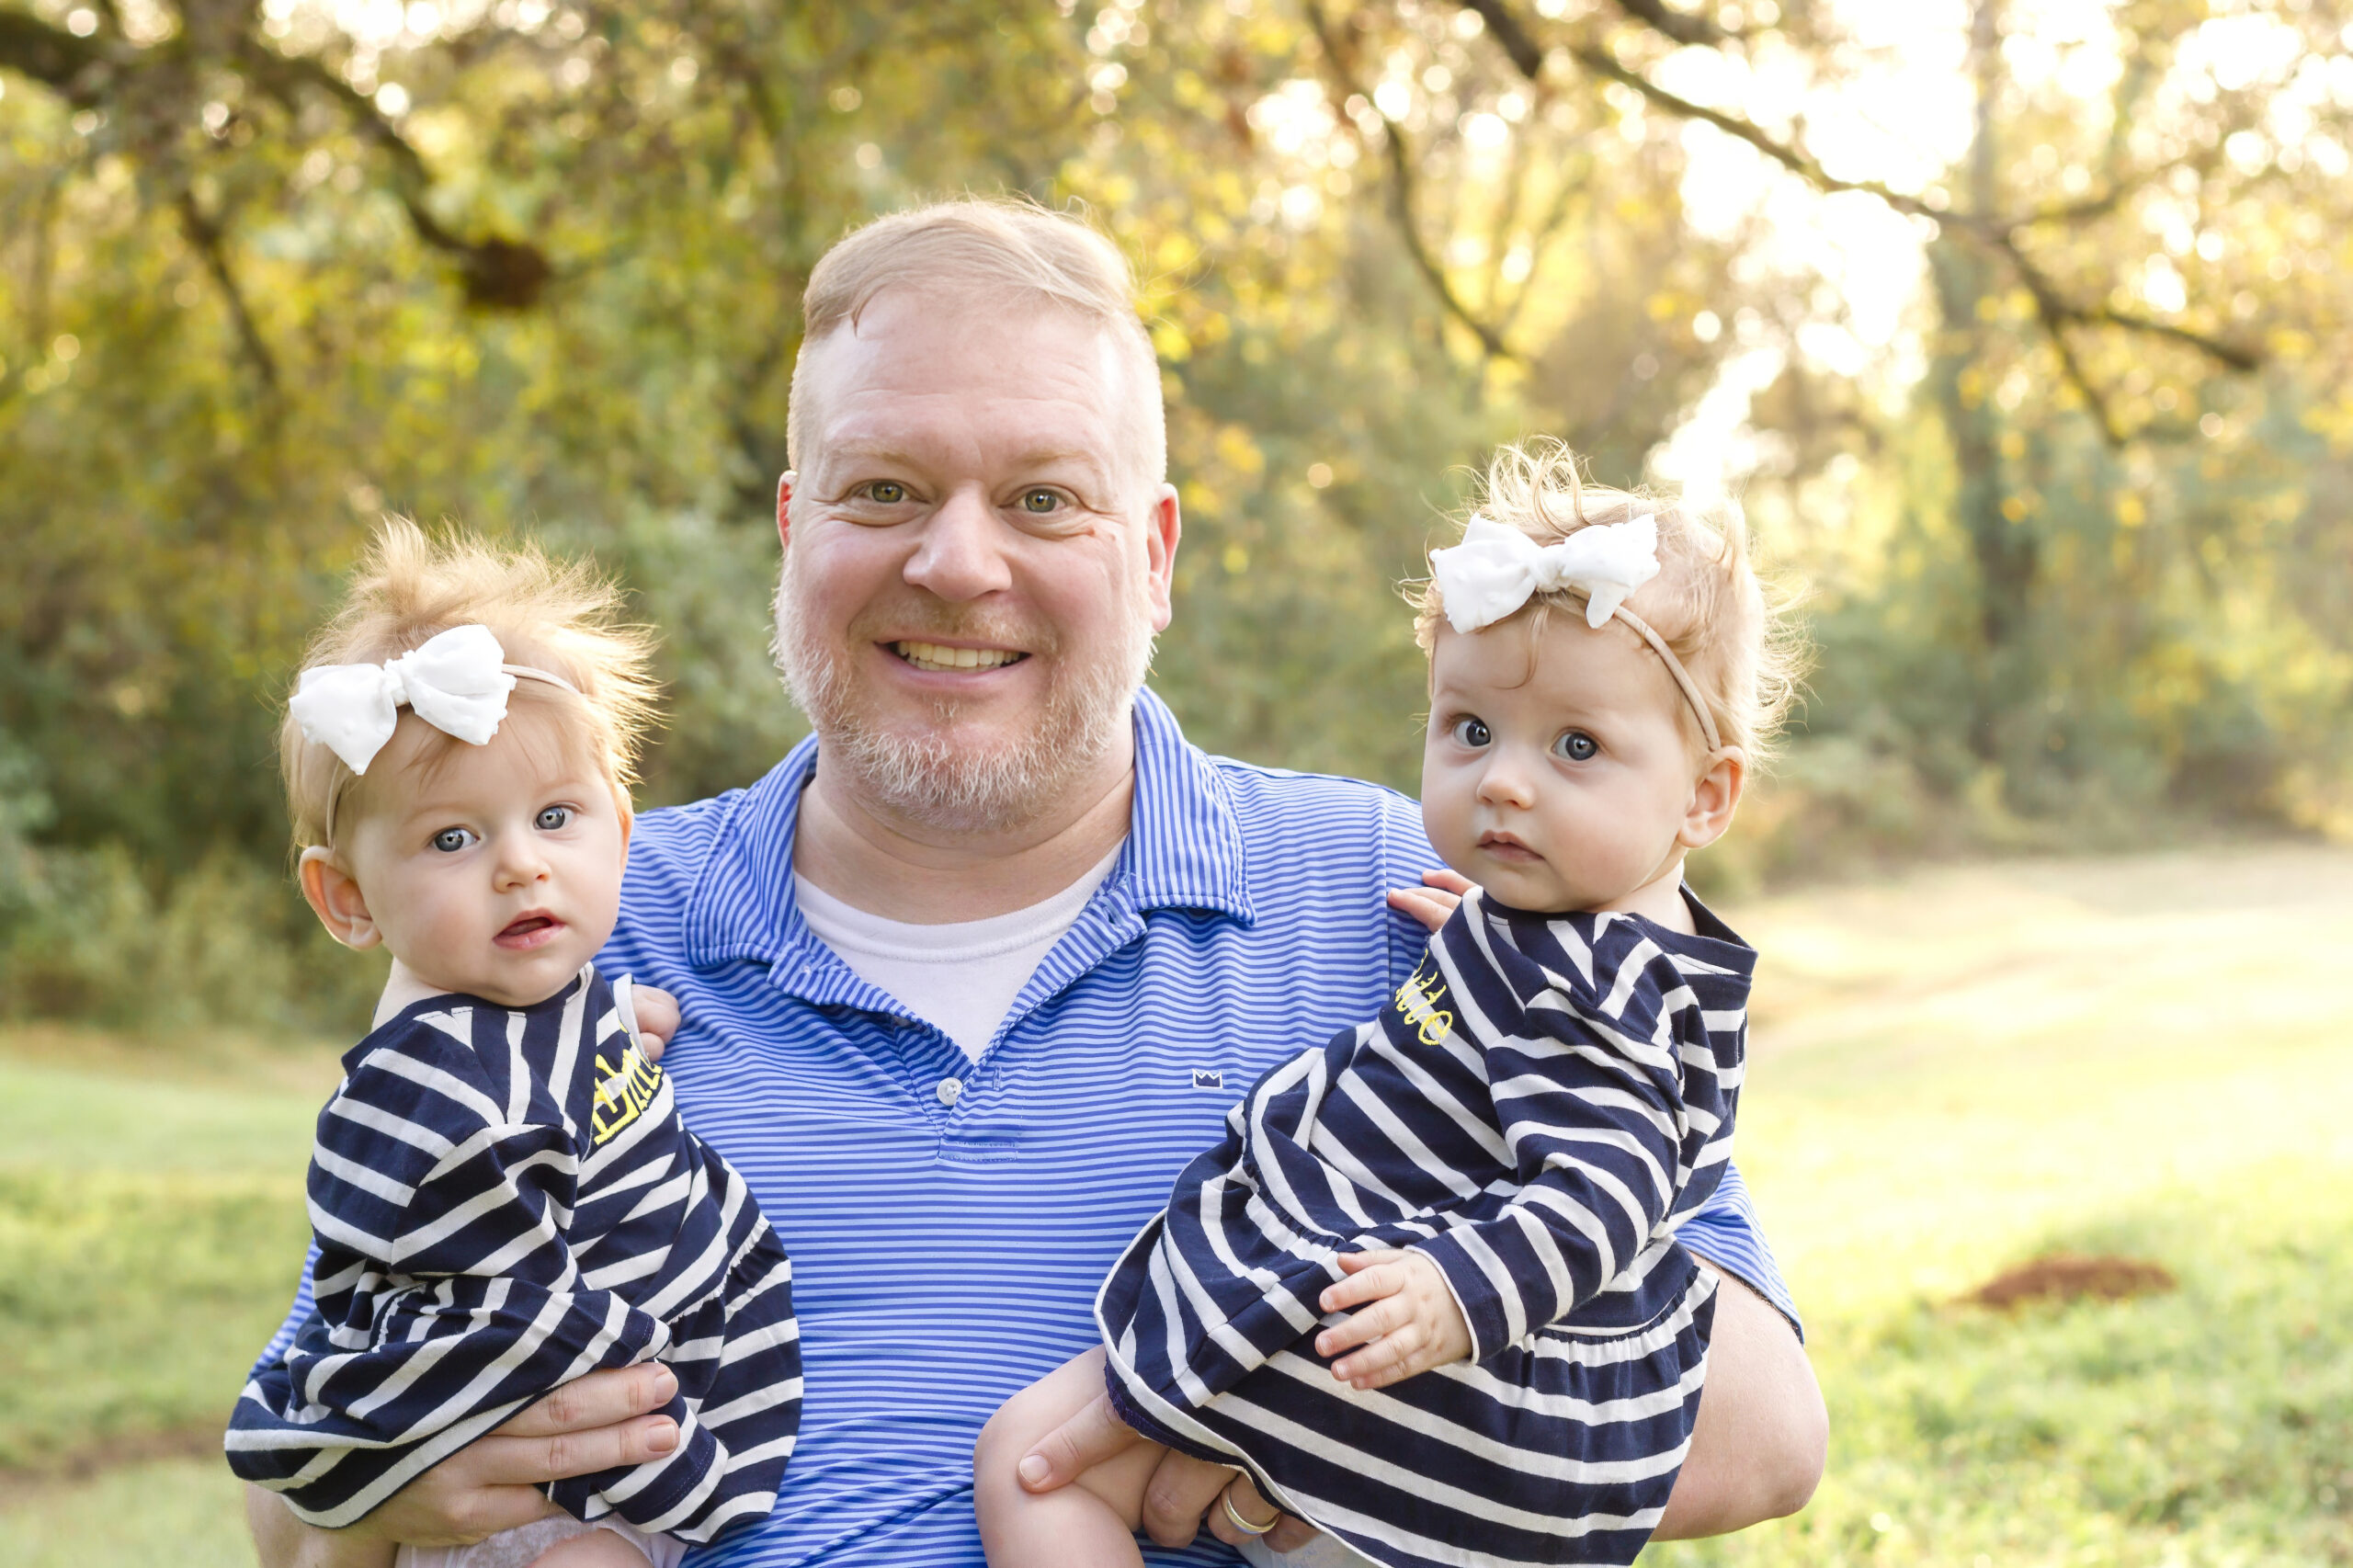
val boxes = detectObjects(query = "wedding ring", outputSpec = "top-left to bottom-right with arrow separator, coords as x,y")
1221,1483 -> 1282,1537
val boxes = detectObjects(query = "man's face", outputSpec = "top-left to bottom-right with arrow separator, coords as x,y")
774,290 -> 1179,832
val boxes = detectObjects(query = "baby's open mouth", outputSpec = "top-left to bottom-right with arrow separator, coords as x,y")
890,640 -> 1026,673
496,914 -> 562,946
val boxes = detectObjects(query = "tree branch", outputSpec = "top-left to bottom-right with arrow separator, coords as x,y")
175,189 -> 281,398
1,7 -> 551,311
236,44 -> 552,308
1608,0 -> 1730,48
1306,1 -> 1517,361
0,6 -> 131,99
1449,0 -> 2264,420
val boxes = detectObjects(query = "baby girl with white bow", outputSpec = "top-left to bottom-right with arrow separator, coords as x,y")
226,524 -> 800,1568
975,439 -> 1799,1568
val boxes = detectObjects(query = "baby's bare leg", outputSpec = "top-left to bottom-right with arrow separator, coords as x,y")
975,1347 -> 1164,1567
527,1528 -> 657,1568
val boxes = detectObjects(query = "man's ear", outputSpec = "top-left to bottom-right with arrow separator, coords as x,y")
299,846 -> 382,951
1678,746 -> 1748,853
1143,482 -> 1182,632
776,472 -> 796,551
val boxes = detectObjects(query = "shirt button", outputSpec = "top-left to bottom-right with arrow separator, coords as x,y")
936,1076 -> 963,1106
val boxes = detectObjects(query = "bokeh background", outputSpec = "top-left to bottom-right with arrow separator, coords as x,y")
3,0 -> 2351,1562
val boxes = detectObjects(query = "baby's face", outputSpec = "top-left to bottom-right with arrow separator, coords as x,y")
1420,617 -> 1705,914
335,718 -> 629,1007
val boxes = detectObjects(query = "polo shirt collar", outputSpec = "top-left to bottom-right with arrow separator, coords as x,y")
680,687 -> 1254,983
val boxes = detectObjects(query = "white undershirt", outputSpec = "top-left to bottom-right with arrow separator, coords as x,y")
792,844 -> 1125,1064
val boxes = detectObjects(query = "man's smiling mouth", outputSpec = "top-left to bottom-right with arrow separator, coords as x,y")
891,640 -> 1026,673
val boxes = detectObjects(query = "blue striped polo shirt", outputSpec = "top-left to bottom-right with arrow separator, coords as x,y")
258,687 -> 1795,1566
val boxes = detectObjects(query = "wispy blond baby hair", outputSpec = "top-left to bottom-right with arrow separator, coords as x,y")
789,196 -> 1165,489
280,520 -> 660,852
1410,439 -> 1804,764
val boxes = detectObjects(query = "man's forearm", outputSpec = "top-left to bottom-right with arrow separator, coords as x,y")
1651,1266 -> 1827,1540
246,1486 -> 398,1568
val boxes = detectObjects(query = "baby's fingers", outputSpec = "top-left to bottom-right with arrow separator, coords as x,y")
1314,1297 -> 1407,1360
1385,888 -> 1458,934
1321,1251 -> 1409,1311
1331,1324 -> 1431,1390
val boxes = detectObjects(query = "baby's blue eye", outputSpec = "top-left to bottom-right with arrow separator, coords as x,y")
430,826 -> 478,853
1449,716 -> 1492,748
1554,731 -> 1598,762
535,805 -> 572,831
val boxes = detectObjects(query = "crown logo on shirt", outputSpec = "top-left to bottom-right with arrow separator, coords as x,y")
1191,1068 -> 1224,1090
590,1040 -> 664,1146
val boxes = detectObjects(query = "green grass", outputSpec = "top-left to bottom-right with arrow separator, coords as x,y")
0,1033 -> 322,1486
5,844 -> 2352,1564
1652,844 -> 2353,1566
0,1457 -> 260,1568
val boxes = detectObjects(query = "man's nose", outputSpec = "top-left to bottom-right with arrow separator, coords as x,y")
901,488 -> 1015,602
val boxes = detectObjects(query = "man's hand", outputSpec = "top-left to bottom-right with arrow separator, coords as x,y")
1315,1249 -> 1472,1391
1017,1390 -> 1322,1552
1386,869 -> 1473,935
246,1365 -> 683,1567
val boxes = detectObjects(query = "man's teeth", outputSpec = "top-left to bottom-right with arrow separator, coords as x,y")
894,641 -> 1022,672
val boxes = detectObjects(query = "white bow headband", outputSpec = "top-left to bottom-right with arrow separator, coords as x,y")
290,623 -> 580,778
1427,514 -> 1724,752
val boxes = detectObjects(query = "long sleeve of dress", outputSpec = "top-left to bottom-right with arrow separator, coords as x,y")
1405,906 -> 1718,1363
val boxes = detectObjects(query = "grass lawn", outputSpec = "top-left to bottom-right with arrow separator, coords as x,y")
5,843 -> 2349,1565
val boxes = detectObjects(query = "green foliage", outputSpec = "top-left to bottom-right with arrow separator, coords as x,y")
4,0 -> 2352,1028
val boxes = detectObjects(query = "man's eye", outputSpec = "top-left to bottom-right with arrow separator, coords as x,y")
535,806 -> 573,831
1449,716 -> 1492,748
1554,731 -> 1598,762
862,481 -> 908,504
430,827 -> 478,853
1018,488 -> 1062,514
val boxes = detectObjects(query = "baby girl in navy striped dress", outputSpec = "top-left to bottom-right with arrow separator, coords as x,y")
976,439 -> 1799,1568
226,524 -> 800,1568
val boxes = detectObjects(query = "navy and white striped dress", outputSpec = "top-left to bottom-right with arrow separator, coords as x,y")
226,965 -> 801,1542
1098,889 -> 1753,1568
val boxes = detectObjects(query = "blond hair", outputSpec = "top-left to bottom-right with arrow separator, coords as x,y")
1410,440 -> 1804,763
281,520 -> 660,852
788,197 -> 1165,489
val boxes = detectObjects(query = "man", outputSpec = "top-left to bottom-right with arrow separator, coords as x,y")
249,199 -> 1824,1568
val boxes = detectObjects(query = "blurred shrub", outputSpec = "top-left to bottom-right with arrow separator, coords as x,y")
0,729 -> 380,1036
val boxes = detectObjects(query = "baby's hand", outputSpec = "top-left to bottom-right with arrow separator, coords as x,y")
1385,869 -> 1474,935
631,985 -> 681,1061
1314,1248 -> 1472,1391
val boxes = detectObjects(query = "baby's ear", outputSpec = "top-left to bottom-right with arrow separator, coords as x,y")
300,846 -> 383,951
1679,746 -> 1748,851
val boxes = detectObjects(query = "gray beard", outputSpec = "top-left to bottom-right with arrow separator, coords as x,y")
770,565 -> 1153,835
